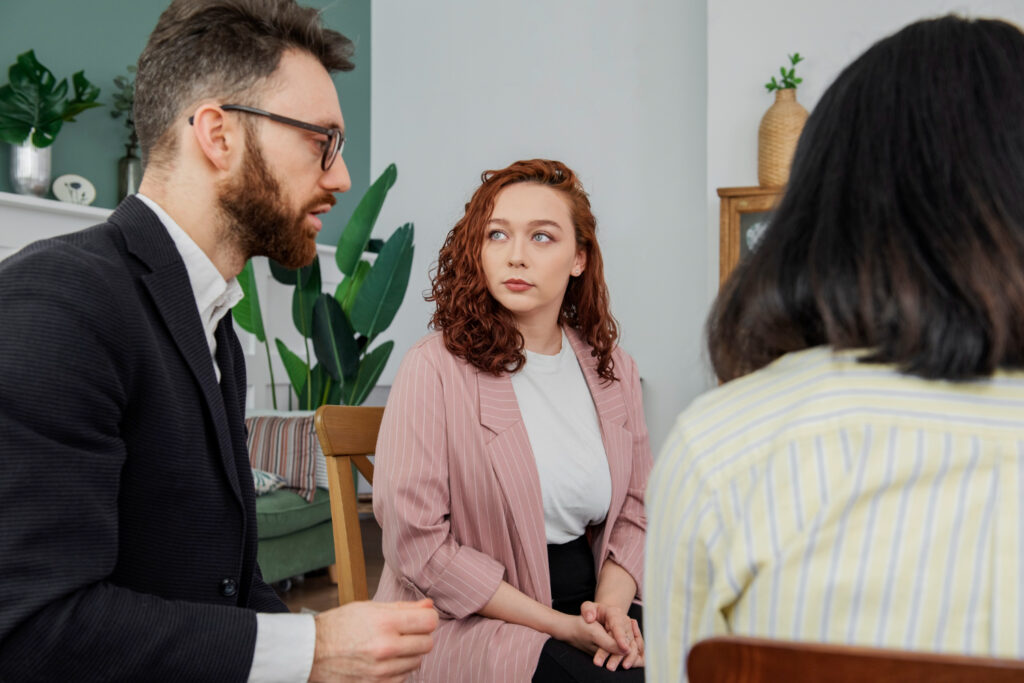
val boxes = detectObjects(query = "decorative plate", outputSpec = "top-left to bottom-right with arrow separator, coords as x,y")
52,174 -> 97,205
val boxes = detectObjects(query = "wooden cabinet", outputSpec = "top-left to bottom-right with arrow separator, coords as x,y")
716,186 -> 782,287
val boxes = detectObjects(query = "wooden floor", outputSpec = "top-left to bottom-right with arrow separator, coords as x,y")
278,515 -> 385,613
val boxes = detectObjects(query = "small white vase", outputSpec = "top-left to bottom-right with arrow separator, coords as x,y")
10,140 -> 52,197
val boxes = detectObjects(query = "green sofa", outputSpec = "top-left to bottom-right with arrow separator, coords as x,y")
255,487 -> 334,585
247,412 -> 335,586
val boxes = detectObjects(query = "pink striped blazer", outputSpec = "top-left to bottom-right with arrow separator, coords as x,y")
373,328 -> 652,682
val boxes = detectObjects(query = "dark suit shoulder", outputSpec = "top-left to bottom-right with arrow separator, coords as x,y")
2,220 -> 128,277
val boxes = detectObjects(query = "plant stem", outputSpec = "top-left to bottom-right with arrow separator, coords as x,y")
304,337 -> 312,409
321,377 -> 331,406
263,338 -> 278,410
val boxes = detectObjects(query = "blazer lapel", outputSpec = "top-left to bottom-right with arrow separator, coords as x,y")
112,198 -> 243,503
565,329 -> 632,535
477,370 -> 551,604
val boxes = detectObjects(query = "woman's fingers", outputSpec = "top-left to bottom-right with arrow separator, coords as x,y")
622,619 -> 644,669
586,620 -> 620,654
607,615 -> 632,653
580,600 -> 601,624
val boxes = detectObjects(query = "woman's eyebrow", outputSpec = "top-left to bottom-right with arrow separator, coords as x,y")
486,217 -> 565,230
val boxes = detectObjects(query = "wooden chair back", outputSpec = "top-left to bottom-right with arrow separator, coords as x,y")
314,405 -> 384,606
687,636 -> 1024,683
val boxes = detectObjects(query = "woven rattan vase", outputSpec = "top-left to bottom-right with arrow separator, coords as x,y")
758,88 -> 808,187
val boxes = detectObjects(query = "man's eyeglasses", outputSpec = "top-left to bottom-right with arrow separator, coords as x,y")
189,104 -> 345,171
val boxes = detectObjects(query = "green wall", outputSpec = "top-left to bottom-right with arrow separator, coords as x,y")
0,0 -> 370,246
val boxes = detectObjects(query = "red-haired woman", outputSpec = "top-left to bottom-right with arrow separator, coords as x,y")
372,159 -> 652,682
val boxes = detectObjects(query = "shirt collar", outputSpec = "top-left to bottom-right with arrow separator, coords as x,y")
135,193 -> 243,331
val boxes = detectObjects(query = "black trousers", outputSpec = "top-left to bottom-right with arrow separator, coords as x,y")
532,536 -> 645,682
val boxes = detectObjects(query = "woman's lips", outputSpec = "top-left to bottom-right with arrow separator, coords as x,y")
503,279 -> 532,292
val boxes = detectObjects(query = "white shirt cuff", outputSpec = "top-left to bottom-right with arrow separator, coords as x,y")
248,612 -> 317,682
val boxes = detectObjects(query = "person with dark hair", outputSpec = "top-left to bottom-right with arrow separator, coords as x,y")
645,14 -> 1024,682
0,1 -> 436,681
372,159 -> 652,681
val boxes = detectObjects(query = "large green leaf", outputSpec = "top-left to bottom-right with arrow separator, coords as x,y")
268,258 -> 299,285
0,111 -> 30,145
311,293 -> 360,382
346,341 -> 394,406
335,163 -> 397,276
232,260 -> 265,342
62,71 -> 102,120
351,223 -> 415,338
334,259 -> 371,316
291,257 -> 322,338
275,338 -> 309,399
326,377 -> 342,405
298,364 -> 333,410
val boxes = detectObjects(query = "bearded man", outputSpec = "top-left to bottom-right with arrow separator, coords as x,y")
0,1 -> 436,681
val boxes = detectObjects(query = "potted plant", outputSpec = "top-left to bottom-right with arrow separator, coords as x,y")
758,52 -> 808,187
110,65 -> 141,201
234,163 -> 414,411
0,50 -> 102,196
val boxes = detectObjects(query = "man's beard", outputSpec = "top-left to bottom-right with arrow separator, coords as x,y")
217,135 -> 334,269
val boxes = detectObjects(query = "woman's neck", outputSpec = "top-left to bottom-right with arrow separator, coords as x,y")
518,319 -> 563,355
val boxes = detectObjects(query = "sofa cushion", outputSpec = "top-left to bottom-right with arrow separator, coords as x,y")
255,487 -> 332,539
246,412 -> 321,502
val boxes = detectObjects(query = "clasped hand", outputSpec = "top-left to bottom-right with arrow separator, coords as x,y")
580,601 -> 644,671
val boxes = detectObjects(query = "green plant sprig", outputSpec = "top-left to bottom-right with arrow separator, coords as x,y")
765,53 -> 804,92
110,65 -> 138,155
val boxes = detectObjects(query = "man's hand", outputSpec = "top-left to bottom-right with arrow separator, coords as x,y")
308,598 -> 438,683
581,601 -> 644,671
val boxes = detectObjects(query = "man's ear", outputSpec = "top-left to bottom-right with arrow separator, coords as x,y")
189,104 -> 239,172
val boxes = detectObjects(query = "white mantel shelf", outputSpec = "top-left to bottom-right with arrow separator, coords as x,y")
0,191 -> 113,261
0,190 -> 112,221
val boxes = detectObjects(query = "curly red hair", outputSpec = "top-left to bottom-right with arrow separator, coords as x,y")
429,159 -> 619,381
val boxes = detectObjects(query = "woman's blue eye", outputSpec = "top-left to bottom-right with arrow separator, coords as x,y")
532,233 -> 552,243
487,230 -> 508,240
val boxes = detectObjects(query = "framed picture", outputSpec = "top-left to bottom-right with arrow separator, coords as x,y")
717,186 -> 783,287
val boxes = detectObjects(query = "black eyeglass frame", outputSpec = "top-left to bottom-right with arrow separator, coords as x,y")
188,104 -> 345,171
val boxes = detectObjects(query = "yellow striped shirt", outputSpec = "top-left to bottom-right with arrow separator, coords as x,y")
644,346 -> 1024,682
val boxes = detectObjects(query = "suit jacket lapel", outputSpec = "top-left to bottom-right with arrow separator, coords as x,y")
112,197 -> 243,503
477,370 -> 551,603
565,328 -> 632,537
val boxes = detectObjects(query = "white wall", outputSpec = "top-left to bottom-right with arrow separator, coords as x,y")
706,1 -> 1024,295
371,0 -> 709,449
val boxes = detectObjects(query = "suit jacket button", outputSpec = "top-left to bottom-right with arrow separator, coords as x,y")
220,577 -> 238,597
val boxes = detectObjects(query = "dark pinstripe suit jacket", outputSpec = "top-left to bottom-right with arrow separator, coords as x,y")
0,197 -> 286,682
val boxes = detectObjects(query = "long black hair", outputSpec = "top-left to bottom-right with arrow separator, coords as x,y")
709,15 -> 1024,382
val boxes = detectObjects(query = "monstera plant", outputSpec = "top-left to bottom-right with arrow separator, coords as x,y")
234,163 -> 414,409
0,50 -> 102,147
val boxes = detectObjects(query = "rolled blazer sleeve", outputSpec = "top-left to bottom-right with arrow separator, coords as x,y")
601,352 -> 653,599
374,343 -> 506,619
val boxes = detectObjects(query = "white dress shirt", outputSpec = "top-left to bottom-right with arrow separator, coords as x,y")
136,194 -> 316,682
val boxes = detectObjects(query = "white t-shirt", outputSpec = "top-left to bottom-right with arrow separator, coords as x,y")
511,331 -> 612,544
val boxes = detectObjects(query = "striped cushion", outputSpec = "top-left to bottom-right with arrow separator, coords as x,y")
245,414 -> 320,502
